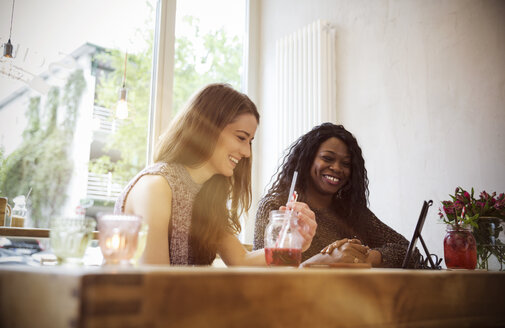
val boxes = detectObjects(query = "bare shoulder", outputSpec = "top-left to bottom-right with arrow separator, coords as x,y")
134,175 -> 171,191
127,174 -> 172,265
126,174 -> 172,215
133,174 -> 171,195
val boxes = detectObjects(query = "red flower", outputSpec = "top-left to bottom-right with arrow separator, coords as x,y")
439,187 -> 505,225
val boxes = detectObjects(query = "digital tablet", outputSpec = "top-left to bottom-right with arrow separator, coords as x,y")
402,200 -> 435,269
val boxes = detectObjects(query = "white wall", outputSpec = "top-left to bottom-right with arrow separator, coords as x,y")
251,0 -> 505,260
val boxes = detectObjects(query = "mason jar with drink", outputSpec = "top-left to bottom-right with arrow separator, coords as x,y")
264,209 -> 303,267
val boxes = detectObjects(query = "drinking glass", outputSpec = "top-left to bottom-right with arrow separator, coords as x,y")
0,197 -> 11,226
132,222 -> 149,265
50,217 -> 96,264
264,210 -> 303,267
444,224 -> 477,270
97,214 -> 142,265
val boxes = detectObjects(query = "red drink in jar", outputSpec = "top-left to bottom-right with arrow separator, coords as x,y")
265,247 -> 302,267
264,210 -> 303,267
443,225 -> 477,270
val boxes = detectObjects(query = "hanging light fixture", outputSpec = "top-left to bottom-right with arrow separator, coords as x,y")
0,0 -> 50,95
3,0 -> 16,58
115,52 -> 128,120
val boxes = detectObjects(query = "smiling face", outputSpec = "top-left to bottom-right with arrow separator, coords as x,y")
208,113 -> 258,177
308,137 -> 351,197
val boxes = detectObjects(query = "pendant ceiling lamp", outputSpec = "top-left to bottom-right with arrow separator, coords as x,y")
3,0 -> 16,58
116,52 -> 128,120
0,0 -> 50,95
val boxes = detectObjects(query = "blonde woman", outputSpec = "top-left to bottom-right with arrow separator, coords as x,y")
115,83 -> 316,265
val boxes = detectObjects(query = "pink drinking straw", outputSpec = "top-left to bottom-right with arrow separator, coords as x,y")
460,207 -> 466,226
276,171 -> 298,248
287,171 -> 298,208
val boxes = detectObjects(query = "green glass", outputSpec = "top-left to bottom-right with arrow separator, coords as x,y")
132,222 -> 149,265
50,217 -> 96,264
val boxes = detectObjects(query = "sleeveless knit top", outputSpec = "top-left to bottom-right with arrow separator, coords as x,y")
114,162 -> 202,265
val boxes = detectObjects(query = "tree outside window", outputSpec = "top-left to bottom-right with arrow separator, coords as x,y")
0,7 -> 245,227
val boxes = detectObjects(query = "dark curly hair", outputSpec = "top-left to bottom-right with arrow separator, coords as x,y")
266,123 -> 369,217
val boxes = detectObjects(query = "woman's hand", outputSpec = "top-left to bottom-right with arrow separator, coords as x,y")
321,238 -> 369,263
302,238 -> 382,267
280,201 -> 317,252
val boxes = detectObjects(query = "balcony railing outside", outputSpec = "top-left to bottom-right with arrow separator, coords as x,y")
86,172 -> 125,202
93,105 -> 122,133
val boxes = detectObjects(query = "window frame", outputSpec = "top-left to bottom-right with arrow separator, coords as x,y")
148,0 -> 259,243
147,0 -> 177,164
147,0 -> 258,165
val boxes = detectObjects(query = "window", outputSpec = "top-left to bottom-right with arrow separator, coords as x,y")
0,0 -> 157,227
172,0 -> 246,115
0,0 -> 249,228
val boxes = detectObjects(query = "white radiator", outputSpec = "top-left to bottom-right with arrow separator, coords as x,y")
275,20 -> 337,158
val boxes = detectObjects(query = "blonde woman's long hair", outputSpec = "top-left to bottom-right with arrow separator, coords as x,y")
154,83 -> 260,264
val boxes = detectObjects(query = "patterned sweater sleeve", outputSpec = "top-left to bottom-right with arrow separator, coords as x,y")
253,195 -> 283,250
359,209 -> 416,268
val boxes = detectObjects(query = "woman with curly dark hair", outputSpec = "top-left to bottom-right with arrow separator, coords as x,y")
253,122 -> 412,268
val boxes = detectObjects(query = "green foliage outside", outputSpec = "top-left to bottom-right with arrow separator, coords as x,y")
89,15 -> 243,183
90,45 -> 153,183
0,12 -> 243,226
0,70 -> 86,227
0,148 -> 7,195
172,16 -> 243,116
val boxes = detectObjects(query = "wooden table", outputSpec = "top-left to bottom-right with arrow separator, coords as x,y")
0,227 -> 99,239
0,227 -> 52,238
1,265 -> 504,328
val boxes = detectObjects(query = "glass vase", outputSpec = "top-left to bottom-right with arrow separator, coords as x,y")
473,217 -> 505,271
443,224 -> 477,270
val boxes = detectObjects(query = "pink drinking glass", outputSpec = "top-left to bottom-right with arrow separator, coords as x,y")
97,214 -> 142,265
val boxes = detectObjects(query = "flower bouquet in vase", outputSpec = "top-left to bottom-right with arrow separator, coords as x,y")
439,187 -> 505,271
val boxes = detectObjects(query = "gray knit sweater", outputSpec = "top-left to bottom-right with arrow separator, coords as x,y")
253,194 -> 414,268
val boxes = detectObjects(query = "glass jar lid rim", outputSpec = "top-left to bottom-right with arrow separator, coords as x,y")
446,223 -> 473,230
269,210 -> 297,219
